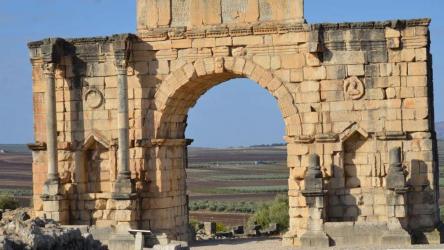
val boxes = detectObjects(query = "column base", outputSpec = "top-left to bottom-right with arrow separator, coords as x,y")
282,231 -> 300,247
112,177 -> 135,200
146,233 -> 170,247
381,230 -> 411,246
300,231 -> 330,248
108,232 -> 135,250
41,194 -> 69,224
42,178 -> 63,197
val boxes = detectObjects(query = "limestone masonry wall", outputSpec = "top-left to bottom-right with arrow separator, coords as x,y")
27,2 -> 440,247
137,0 -> 304,30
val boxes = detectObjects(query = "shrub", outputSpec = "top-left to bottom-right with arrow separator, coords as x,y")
215,222 -> 227,232
248,194 -> 289,232
216,204 -> 226,212
188,200 -> 262,213
209,203 -> 217,211
198,201 -> 209,210
0,195 -> 19,210
189,219 -> 200,230
189,202 -> 199,211
226,203 -> 236,212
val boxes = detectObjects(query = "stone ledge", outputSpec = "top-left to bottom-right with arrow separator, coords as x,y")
28,18 -> 430,51
27,142 -> 46,151
311,18 -> 431,31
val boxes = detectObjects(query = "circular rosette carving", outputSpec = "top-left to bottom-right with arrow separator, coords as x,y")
84,88 -> 104,109
344,76 -> 365,100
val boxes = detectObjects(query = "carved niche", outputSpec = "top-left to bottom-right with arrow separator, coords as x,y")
81,133 -> 112,193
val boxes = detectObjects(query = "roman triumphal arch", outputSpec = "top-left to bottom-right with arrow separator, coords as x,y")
28,0 -> 441,248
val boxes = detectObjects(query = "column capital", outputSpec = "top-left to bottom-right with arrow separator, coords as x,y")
111,33 -> 135,75
42,62 -> 56,76
114,59 -> 127,75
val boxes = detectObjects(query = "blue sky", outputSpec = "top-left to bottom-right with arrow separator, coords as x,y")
0,0 -> 442,147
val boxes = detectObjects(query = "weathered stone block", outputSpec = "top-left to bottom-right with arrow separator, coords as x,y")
290,69 -> 304,82
300,231 -> 330,248
324,51 -> 366,65
281,53 -> 305,69
408,62 -> 427,76
303,66 -> 326,80
347,64 -> 365,76
232,36 -> 263,46
114,210 -> 136,222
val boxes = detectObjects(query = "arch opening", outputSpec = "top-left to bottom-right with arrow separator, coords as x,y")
186,78 -> 285,148
150,58 -> 299,241
154,57 -> 302,140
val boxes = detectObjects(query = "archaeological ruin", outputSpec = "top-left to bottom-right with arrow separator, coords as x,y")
27,0 -> 441,248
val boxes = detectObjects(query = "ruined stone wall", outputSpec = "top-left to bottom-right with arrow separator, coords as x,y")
28,16 -> 439,246
28,37 -> 126,226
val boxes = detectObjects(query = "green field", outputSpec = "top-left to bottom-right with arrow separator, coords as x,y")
190,185 -> 288,195
189,200 -> 261,213
208,174 -> 289,181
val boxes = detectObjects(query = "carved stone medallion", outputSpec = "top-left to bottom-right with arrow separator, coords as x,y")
344,76 -> 365,100
84,88 -> 104,109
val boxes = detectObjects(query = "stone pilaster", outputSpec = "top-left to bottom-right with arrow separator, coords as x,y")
382,147 -> 411,245
300,154 -> 330,248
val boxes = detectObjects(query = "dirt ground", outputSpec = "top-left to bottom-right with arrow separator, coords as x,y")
189,237 -> 444,250
0,153 -> 32,189
189,237 -> 293,250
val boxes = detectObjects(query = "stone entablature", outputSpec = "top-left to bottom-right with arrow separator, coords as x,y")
28,1 -> 440,247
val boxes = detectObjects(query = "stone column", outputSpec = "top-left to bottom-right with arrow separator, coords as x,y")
108,58 -> 138,250
42,62 -> 61,196
112,59 -> 134,199
382,147 -> 411,245
300,154 -> 330,248
40,61 -> 68,224
296,0 -> 305,22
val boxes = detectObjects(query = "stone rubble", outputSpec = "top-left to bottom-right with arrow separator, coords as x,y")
192,221 -> 279,241
0,208 -> 106,250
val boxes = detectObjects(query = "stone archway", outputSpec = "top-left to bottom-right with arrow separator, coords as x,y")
154,57 -> 301,138
27,0 -> 440,248
148,57 -> 302,241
